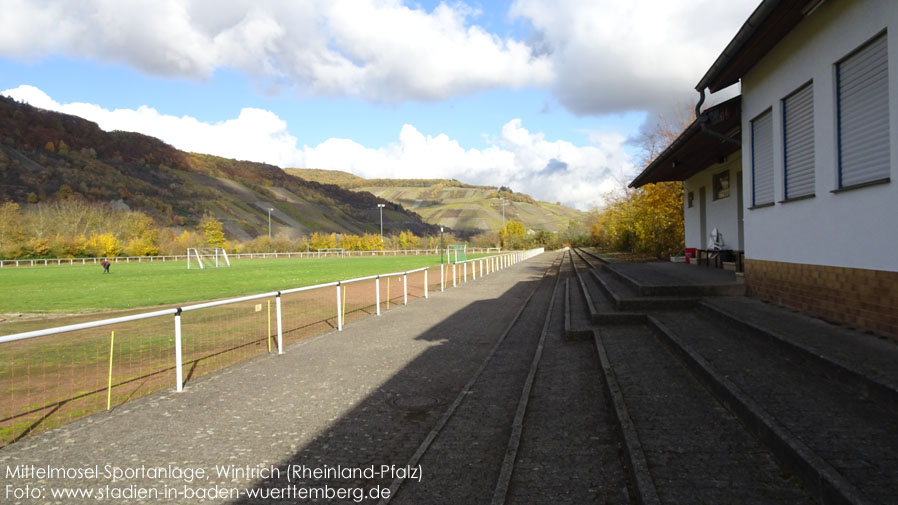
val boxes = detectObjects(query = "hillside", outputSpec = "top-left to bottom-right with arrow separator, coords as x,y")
0,96 -> 438,240
286,169 -> 585,235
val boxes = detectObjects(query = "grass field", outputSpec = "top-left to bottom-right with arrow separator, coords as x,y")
0,255 -> 462,314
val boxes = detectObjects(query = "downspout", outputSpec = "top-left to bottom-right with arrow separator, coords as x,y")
695,88 -> 741,147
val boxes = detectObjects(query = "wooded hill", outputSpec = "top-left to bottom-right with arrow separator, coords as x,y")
287,169 -> 585,235
0,96 -> 438,241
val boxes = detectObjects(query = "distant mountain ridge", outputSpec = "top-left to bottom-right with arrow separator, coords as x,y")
286,168 -> 585,235
0,96 -> 439,240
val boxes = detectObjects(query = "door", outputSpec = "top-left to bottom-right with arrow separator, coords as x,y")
699,186 -> 707,249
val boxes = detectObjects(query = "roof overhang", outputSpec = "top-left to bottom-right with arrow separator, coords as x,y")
696,0 -> 821,93
629,96 -> 741,188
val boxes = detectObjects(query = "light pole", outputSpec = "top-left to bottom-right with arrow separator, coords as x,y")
499,197 -> 507,226
268,208 -> 274,240
440,226 -> 444,265
377,203 -> 386,242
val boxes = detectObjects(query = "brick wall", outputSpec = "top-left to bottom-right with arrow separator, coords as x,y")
744,259 -> 898,340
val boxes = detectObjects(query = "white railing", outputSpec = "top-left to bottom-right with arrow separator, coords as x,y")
1,248 -> 542,381
0,248 -> 543,446
0,247 -> 504,267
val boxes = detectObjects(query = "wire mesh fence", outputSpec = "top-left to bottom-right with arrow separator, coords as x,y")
0,249 -> 543,447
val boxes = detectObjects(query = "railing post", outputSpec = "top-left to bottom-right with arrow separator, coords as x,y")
336,283 -> 343,331
441,264 -> 444,292
403,273 -> 408,305
376,276 -> 381,316
174,309 -> 183,392
276,293 -> 283,355
463,262 -> 467,282
452,263 -> 456,287
424,268 -> 429,298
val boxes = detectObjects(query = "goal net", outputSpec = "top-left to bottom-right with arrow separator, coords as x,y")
187,247 -> 231,269
448,244 -> 467,262
317,248 -> 345,258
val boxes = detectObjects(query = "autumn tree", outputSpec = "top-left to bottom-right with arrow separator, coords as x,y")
0,202 -> 25,258
499,220 -> 526,249
309,232 -> 336,251
198,212 -> 226,248
592,103 -> 693,257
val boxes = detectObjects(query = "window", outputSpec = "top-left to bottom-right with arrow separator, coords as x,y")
687,191 -> 694,208
712,171 -> 730,200
837,32 -> 890,188
783,82 -> 815,199
751,110 -> 774,206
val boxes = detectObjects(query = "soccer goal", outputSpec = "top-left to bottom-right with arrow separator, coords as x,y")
317,248 -> 345,258
187,247 -> 231,269
448,244 -> 467,262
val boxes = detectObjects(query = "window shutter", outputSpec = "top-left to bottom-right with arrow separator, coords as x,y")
751,110 -> 774,205
838,33 -> 890,187
783,83 -> 815,198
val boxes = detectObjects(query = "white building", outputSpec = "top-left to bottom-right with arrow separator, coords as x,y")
638,0 -> 898,339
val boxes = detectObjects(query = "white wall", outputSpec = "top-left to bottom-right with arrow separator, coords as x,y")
741,0 -> 898,272
684,152 -> 742,251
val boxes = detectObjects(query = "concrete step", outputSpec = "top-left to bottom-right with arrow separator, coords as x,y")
650,311 -> 898,505
563,278 -> 592,341
505,278 -> 629,505
593,268 -> 698,311
698,297 -> 898,410
594,323 -> 813,505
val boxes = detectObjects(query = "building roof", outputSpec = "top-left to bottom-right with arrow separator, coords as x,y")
629,96 -> 741,188
696,0 -> 820,93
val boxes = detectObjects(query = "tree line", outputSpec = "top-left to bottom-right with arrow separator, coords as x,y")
0,199 -> 586,260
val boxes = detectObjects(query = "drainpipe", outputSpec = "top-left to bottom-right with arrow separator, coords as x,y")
695,88 -> 741,147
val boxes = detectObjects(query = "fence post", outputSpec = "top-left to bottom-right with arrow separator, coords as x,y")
403,273 -> 408,305
441,264 -> 444,292
424,269 -> 429,298
463,262 -> 467,282
174,309 -> 183,392
276,293 -> 283,355
336,283 -> 343,331
376,276 -> 381,316
452,263 -> 456,287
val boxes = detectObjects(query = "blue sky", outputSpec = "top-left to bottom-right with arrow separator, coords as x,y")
0,0 -> 756,209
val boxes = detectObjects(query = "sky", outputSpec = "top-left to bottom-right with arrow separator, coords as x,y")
0,0 -> 756,210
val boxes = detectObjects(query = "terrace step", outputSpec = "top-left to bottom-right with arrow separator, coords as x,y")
650,310 -> 898,505
592,268 -> 698,311
697,296 -> 898,408
595,323 -> 814,505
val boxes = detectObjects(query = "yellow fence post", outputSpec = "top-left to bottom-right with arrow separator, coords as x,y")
106,330 -> 115,410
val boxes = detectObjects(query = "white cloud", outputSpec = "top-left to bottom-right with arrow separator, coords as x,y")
509,0 -> 757,115
0,0 -> 552,102
0,1 -> 756,113
2,85 -> 630,210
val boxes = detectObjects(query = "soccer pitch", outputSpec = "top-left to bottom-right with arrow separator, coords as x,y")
1,255 -> 455,314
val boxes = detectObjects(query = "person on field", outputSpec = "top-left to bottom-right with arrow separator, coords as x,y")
101,259 -> 111,274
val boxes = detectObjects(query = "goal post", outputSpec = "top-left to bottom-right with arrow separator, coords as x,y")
187,247 -> 231,269
317,248 -> 345,258
448,244 -> 467,263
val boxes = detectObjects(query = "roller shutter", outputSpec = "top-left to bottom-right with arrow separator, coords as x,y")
783,83 -> 815,198
751,110 -> 774,205
838,33 -> 890,187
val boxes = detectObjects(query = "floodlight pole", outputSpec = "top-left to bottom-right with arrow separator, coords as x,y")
500,197 -> 507,226
378,203 -> 386,242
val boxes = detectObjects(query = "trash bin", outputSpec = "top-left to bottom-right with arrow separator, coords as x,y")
684,248 -> 697,264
